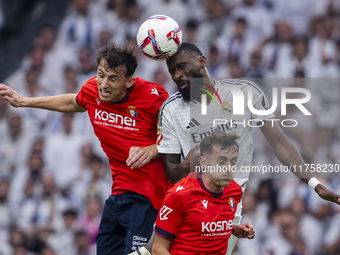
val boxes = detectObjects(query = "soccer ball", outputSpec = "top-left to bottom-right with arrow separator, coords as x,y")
136,15 -> 182,60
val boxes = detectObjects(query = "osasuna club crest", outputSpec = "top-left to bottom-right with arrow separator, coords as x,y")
227,197 -> 235,211
127,106 -> 138,117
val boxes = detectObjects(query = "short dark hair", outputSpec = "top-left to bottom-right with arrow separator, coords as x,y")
95,42 -> 139,77
89,153 -> 103,164
62,209 -> 78,218
235,17 -> 247,26
200,132 -> 239,156
168,42 -> 203,61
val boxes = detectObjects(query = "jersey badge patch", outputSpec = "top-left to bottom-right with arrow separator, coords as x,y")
127,106 -> 138,118
222,101 -> 233,115
160,205 -> 173,220
96,98 -> 101,105
227,197 -> 235,211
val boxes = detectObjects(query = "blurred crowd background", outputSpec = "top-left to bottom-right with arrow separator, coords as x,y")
0,0 -> 340,254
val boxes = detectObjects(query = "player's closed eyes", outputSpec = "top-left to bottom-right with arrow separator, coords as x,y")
217,160 -> 227,165
170,63 -> 186,75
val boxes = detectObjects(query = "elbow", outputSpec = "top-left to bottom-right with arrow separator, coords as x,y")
152,247 -> 158,255
152,245 -> 163,255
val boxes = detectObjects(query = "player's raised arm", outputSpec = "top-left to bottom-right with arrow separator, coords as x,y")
260,120 -> 340,205
0,83 -> 86,113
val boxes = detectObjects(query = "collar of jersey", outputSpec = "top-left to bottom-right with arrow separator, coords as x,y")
109,83 -> 135,105
197,172 -> 223,199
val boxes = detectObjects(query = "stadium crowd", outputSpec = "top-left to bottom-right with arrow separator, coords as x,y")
0,0 -> 340,254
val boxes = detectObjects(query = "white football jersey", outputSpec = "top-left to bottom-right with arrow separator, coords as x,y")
157,79 -> 274,187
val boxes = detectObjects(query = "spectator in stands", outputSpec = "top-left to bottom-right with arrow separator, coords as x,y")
44,113 -> 86,193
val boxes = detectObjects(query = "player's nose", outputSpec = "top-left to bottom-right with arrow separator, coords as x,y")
174,69 -> 183,80
100,78 -> 109,89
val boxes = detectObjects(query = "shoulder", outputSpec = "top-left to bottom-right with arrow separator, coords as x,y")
135,77 -> 167,93
80,76 -> 98,92
134,77 -> 168,101
166,174 -> 197,198
77,77 -> 98,104
224,180 -> 243,199
158,92 -> 184,125
159,92 -> 183,113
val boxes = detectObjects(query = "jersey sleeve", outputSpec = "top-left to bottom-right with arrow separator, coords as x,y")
76,84 -> 87,109
151,85 -> 169,123
247,81 -> 275,120
155,189 -> 186,241
157,103 -> 182,154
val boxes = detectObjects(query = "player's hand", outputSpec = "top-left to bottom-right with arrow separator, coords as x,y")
180,145 -> 200,174
232,222 -> 255,239
0,83 -> 24,107
126,147 -> 151,169
315,183 -> 340,205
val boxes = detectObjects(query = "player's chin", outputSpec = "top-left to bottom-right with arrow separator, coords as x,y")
219,178 -> 232,187
99,95 -> 112,102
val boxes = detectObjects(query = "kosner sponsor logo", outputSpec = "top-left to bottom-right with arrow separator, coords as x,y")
202,219 -> 234,233
94,109 -> 136,127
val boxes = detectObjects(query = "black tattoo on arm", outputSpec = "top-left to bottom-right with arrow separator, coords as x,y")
283,152 -> 297,166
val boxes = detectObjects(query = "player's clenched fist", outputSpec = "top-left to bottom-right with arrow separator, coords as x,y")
127,146 -> 152,169
0,83 -> 24,108
232,222 -> 255,239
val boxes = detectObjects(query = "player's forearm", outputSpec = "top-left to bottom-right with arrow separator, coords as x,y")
261,122 -> 313,184
165,162 -> 190,184
152,247 -> 171,255
21,94 -> 85,113
152,240 -> 172,255
273,139 -> 313,184
144,144 -> 161,159
162,154 -> 190,184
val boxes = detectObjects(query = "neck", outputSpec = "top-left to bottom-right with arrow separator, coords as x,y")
110,88 -> 129,103
195,71 -> 215,104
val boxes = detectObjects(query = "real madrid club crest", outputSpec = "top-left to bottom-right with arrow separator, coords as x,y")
227,197 -> 235,211
127,106 -> 138,118
222,101 -> 233,115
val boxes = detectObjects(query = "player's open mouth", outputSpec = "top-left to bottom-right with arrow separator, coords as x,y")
100,90 -> 111,97
179,81 -> 188,89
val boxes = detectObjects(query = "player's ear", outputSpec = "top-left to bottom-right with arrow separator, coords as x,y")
198,56 -> 207,68
126,77 -> 135,88
199,156 -> 206,167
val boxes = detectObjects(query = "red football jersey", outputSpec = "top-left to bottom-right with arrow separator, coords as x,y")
76,76 -> 170,209
155,172 -> 242,254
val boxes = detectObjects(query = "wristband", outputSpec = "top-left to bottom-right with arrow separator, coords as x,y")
308,177 -> 321,190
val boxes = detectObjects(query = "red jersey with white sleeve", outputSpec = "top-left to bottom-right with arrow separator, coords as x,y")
76,76 -> 169,209
155,172 -> 242,254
